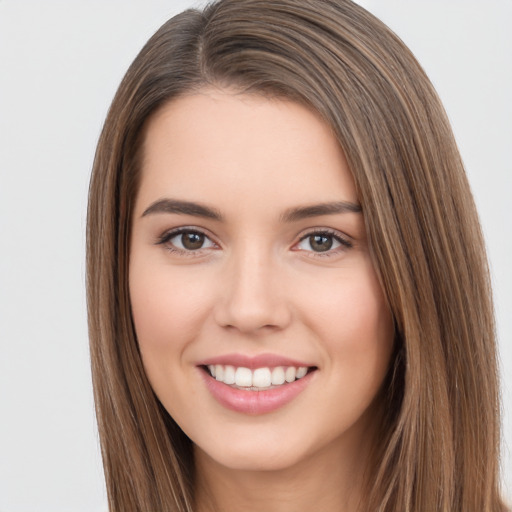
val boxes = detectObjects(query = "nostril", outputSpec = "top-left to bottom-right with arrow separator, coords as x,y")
213,275 -> 292,333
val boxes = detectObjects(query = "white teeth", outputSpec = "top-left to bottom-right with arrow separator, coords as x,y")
207,364 -> 311,388
252,368 -> 271,388
223,365 -> 236,385
235,367 -> 253,387
285,366 -> 296,383
271,366 -> 285,385
296,367 -> 307,379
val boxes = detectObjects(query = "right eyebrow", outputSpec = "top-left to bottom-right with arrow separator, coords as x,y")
141,198 -> 223,221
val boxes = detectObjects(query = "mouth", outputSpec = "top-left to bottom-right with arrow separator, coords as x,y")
201,364 -> 316,391
198,357 -> 318,414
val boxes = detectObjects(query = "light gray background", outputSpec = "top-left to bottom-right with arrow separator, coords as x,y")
0,1 -> 510,510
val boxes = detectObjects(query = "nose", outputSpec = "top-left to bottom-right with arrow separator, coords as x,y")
213,246 -> 292,334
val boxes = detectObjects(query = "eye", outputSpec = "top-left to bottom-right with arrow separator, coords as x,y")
295,230 -> 352,254
157,228 -> 217,253
171,231 -> 214,251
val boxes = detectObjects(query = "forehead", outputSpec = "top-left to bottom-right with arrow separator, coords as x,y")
136,90 -> 357,216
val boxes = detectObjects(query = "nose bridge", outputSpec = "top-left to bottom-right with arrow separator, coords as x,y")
215,239 -> 290,333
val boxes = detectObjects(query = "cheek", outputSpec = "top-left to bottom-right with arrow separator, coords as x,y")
299,260 -> 394,375
128,256 -> 212,358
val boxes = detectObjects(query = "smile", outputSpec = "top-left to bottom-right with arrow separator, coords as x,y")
198,356 -> 317,415
206,364 -> 310,390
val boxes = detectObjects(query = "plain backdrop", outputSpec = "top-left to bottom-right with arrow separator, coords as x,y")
0,1 -> 510,510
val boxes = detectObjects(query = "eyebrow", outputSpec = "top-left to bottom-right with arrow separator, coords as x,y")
280,201 -> 362,222
141,198 -> 362,222
141,199 -> 223,220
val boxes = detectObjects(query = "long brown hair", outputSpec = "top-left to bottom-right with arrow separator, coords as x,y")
87,1 -> 507,510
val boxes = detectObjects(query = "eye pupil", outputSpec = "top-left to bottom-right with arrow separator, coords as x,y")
310,234 -> 333,252
182,232 -> 204,250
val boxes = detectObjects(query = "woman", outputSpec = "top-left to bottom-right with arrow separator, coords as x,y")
86,0 -> 508,510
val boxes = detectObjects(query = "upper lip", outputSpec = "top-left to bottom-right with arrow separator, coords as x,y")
196,353 -> 316,369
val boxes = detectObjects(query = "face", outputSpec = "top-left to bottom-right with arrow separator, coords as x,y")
129,90 -> 394,474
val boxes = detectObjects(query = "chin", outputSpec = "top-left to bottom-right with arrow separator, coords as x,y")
192,421 -> 331,475
197,443 -> 307,473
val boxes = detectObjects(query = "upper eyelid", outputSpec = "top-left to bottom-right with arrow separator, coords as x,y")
155,227 -> 220,254
296,227 -> 352,242
157,226 -> 215,241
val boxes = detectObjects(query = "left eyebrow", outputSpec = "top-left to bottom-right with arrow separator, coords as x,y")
280,201 -> 362,222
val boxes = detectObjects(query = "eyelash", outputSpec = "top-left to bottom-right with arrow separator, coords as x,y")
155,227 -> 353,258
295,229 -> 353,258
155,227 -> 218,257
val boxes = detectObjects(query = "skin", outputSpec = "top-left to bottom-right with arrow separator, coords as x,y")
129,89 -> 395,512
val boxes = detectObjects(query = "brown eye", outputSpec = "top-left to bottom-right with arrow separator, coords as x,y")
295,230 -> 351,255
159,229 -> 216,252
308,234 -> 333,252
181,232 -> 205,250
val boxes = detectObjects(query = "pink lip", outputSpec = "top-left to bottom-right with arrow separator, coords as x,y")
199,367 -> 316,415
197,352 -> 313,369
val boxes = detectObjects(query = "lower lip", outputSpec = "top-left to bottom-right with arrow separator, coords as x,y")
200,369 -> 315,415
